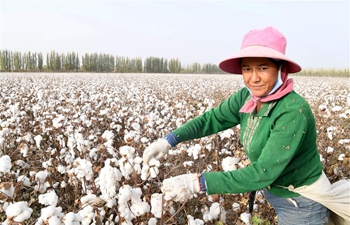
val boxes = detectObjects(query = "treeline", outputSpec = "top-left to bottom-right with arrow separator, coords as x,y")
296,68 -> 349,77
0,50 -> 224,74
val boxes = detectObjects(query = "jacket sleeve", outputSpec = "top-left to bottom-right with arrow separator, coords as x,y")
172,88 -> 248,143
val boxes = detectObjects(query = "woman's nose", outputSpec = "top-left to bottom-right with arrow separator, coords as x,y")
251,69 -> 260,82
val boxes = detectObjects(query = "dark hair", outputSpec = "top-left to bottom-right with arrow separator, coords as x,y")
268,58 -> 285,67
238,58 -> 285,67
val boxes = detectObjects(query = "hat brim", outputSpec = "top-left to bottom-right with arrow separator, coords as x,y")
219,45 -> 302,74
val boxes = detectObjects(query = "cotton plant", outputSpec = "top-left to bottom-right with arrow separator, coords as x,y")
102,130 -> 116,156
0,182 -> 14,203
150,193 -> 163,218
68,157 -> 93,191
34,134 -> 43,149
33,170 -> 49,194
187,215 -> 205,225
222,157 -> 240,171
187,144 -> 202,160
202,202 -> 226,223
38,190 -> 58,206
18,143 -> 29,157
141,158 -> 160,181
34,205 -> 64,225
17,174 -> 31,186
240,212 -> 252,225
62,212 -> 82,225
117,185 -> 150,223
95,158 -> 122,207
0,155 -> 12,173
326,126 -> 337,140
78,205 -> 95,225
232,202 -> 240,212
4,201 -> 33,224
118,145 -> 143,180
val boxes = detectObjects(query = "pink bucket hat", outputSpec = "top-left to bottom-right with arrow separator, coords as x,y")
219,26 -> 302,74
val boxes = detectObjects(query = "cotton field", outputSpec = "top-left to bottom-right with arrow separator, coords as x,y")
0,73 -> 349,225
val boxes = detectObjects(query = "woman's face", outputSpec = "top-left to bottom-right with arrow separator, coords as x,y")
241,57 -> 279,97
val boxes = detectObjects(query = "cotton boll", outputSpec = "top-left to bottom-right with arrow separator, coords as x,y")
81,194 -> 96,206
338,139 -> 350,145
331,106 -> 342,112
131,122 -> 141,131
209,202 -> 221,220
240,212 -> 251,224
69,158 -> 93,181
203,212 -> 213,222
338,154 -> 345,161
187,215 -> 205,225
232,202 -> 240,211
63,212 -> 82,225
0,182 -> 15,200
34,171 -> 49,194
132,156 -> 143,174
130,187 -> 143,202
149,166 -> 159,178
150,193 -> 163,218
130,202 -> 150,216
183,161 -> 194,167
105,198 -> 117,208
48,216 -> 62,225
119,158 -> 134,180
34,135 -> 42,149
141,159 -> 160,180
39,190 -> 58,206
140,137 -> 149,143
78,205 -> 95,225
148,218 -> 157,225
39,206 -> 64,223
326,147 -> 334,154
42,158 -> 53,169
118,204 -> 133,222
253,203 -> 258,212
17,175 -> 31,186
187,144 -> 201,160
120,146 -> 135,158
15,160 -> 29,169
6,201 -> 33,222
326,126 -> 337,140
117,185 -> 148,223
141,165 -> 150,181
98,159 -> 122,201
222,157 -> 240,172
0,155 -> 12,173
19,143 -> 29,157
219,129 -> 234,140
118,185 -> 132,203
35,171 -> 47,183
57,165 -> 68,174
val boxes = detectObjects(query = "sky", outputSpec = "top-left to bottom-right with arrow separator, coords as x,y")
0,0 -> 349,69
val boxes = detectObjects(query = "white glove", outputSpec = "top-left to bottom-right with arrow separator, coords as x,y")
143,138 -> 171,165
161,174 -> 201,202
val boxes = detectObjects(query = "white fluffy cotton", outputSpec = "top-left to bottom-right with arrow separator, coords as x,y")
6,201 -> 33,222
0,155 -> 12,173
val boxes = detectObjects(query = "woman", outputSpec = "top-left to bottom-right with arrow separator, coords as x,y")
142,26 -> 340,224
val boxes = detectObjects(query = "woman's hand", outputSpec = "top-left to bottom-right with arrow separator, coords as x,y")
142,138 -> 171,165
161,174 -> 201,202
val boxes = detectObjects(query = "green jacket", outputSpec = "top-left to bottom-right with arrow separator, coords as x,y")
172,88 -> 323,197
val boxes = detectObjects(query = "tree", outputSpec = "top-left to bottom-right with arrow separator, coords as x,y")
169,58 -> 181,73
38,52 -> 43,72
